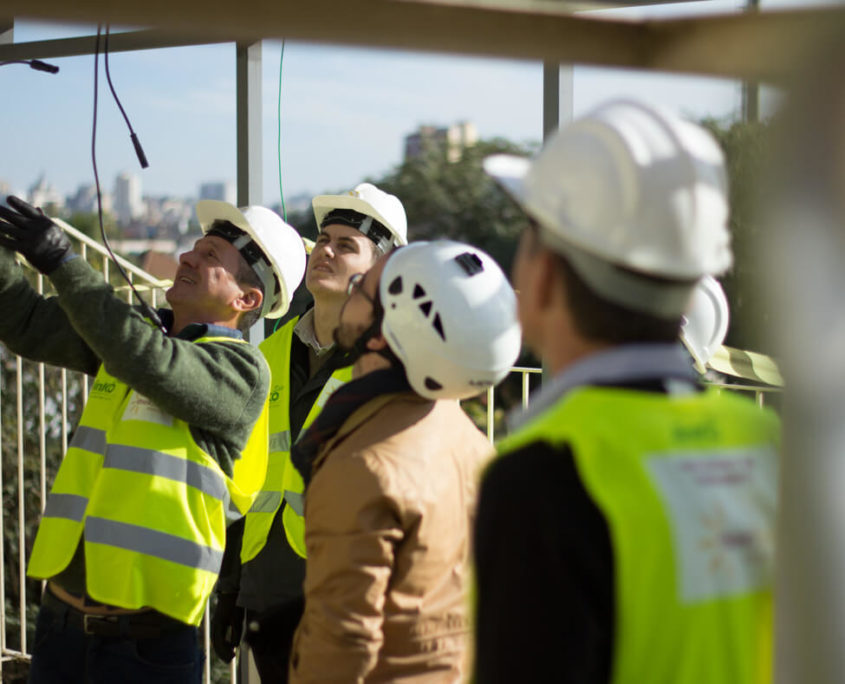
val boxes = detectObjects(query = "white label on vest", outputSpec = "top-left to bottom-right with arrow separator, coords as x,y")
122,392 -> 174,428
646,446 -> 778,603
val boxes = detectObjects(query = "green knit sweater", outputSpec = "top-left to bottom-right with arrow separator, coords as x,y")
0,247 -> 270,477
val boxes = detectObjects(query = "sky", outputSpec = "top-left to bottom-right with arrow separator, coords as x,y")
0,0 -> 832,207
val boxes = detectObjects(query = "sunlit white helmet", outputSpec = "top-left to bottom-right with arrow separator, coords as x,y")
485,99 -> 733,317
312,183 -> 408,252
680,275 -> 730,374
196,200 -> 306,319
379,240 -> 521,400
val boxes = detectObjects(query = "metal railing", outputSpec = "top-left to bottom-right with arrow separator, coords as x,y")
0,225 -> 782,682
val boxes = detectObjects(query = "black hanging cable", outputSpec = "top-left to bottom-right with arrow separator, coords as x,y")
91,24 -> 165,334
104,26 -> 148,169
0,59 -> 59,73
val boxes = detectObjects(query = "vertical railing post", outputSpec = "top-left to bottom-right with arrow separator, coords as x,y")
236,40 -> 263,207
486,387 -> 495,442
234,38 -> 263,682
16,356 -> 27,654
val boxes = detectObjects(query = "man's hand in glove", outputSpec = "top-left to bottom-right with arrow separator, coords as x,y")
211,592 -> 245,663
0,196 -> 75,275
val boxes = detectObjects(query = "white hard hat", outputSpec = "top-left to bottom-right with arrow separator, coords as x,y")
312,183 -> 408,251
680,275 -> 730,374
196,200 -> 306,319
379,240 -> 522,400
485,99 -> 733,316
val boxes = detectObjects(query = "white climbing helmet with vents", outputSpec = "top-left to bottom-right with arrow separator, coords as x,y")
379,240 -> 522,400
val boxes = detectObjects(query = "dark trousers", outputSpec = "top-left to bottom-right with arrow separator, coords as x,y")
246,597 -> 304,683
28,603 -> 204,684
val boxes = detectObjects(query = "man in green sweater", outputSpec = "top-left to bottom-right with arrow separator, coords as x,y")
0,196 -> 305,683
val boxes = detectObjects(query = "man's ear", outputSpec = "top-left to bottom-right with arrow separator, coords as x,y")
234,287 -> 263,314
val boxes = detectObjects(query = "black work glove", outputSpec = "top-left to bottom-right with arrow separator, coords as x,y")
0,196 -> 74,275
211,592 -> 245,663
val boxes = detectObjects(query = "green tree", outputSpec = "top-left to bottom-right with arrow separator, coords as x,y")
700,117 -> 773,354
374,137 -> 537,273
63,211 -> 120,241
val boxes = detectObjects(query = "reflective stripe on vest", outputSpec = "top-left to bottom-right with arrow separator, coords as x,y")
241,318 -> 352,563
85,517 -> 224,573
103,445 -> 230,504
496,386 -> 780,684
43,493 -> 89,522
27,335 -> 269,626
73,426 -> 107,455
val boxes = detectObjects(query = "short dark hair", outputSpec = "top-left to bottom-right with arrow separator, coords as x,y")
235,255 -> 265,333
522,223 -> 682,344
554,252 -> 682,344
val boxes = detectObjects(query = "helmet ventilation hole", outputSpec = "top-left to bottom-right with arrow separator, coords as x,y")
413,284 -> 426,299
388,276 -> 403,295
432,313 -> 446,341
419,300 -> 433,316
424,377 -> 443,391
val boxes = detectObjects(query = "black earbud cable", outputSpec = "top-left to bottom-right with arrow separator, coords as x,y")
91,25 -> 166,333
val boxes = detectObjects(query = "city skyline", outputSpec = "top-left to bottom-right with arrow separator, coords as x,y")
0,119 -> 487,224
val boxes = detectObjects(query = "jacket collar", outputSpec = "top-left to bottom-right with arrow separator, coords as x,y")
312,392 -> 420,472
510,343 -> 698,431
157,308 -> 244,341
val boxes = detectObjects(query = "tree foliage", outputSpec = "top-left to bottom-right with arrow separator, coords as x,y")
373,137 -> 536,273
700,117 -> 773,353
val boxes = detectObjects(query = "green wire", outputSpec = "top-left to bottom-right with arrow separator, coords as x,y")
277,40 -> 287,223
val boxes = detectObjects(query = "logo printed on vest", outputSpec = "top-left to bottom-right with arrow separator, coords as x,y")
91,381 -> 117,395
122,392 -> 174,427
269,385 -> 285,403
647,446 -> 777,603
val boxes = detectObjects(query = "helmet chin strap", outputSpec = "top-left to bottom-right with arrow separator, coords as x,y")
338,308 -> 401,369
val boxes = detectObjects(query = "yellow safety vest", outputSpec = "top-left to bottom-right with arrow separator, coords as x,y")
241,317 -> 352,562
27,335 -> 269,626
497,386 -> 780,684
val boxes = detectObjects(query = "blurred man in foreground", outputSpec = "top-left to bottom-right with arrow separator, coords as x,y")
476,100 -> 780,683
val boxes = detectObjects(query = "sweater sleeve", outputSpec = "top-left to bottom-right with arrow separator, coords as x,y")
0,247 -> 99,375
48,257 -> 269,439
473,441 -> 615,684
290,449 -> 401,683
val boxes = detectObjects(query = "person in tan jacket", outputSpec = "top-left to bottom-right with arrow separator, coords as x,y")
288,240 -> 522,683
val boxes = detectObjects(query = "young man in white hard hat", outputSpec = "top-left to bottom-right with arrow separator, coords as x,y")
212,182 -> 407,681
476,100 -> 781,683
287,240 -> 521,682
0,196 -> 305,682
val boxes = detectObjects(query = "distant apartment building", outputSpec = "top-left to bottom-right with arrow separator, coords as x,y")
146,196 -> 194,235
199,181 -> 235,205
113,172 -> 143,225
67,183 -> 112,215
29,175 -> 65,212
404,121 -> 478,163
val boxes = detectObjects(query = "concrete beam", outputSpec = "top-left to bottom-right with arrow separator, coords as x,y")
0,1 -> 842,81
